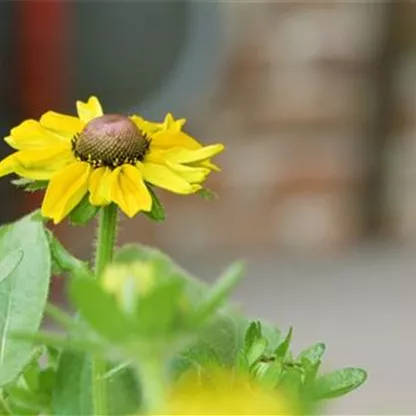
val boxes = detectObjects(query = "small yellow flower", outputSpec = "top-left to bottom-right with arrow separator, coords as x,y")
102,260 -> 190,316
163,368 -> 298,416
0,97 -> 224,223
102,261 -> 156,307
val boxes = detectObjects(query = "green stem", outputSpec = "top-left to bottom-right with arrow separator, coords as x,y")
92,203 -> 118,416
95,203 -> 118,277
137,358 -> 166,414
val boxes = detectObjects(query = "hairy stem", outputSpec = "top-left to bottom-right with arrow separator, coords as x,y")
92,203 -> 118,416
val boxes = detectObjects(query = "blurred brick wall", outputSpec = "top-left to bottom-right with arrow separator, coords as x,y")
154,2 -> 385,254
63,2 -> 416,258
384,4 -> 416,243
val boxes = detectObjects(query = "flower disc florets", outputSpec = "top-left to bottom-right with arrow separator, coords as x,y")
72,114 -> 150,168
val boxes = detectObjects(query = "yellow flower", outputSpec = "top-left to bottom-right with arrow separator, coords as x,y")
101,260 -> 190,316
0,96 -> 224,223
102,261 -> 156,310
162,368 -> 298,416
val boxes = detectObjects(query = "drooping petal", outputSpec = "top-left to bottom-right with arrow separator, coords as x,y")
151,130 -> 202,150
109,165 -> 152,217
0,154 -> 18,178
5,120 -> 71,150
0,146 -> 74,180
165,160 -> 210,184
89,166 -> 112,206
140,162 -> 201,195
145,150 -> 215,182
42,162 -> 91,224
162,144 -> 225,165
40,111 -> 84,135
76,96 -> 103,123
200,160 -> 221,172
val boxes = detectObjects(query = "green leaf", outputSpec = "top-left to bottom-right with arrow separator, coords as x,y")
114,244 -> 206,303
1,348 -> 52,414
261,323 -> 282,353
143,187 -> 166,222
0,395 -> 12,415
52,352 -> 140,416
0,211 -> 51,387
69,277 -> 136,342
255,360 -> 283,389
279,367 -> 303,392
241,321 -> 283,357
114,244 -> 245,367
46,346 -> 60,367
38,368 -> 56,396
5,385 -> 49,413
135,279 -> 186,336
198,188 -> 218,200
298,343 -> 326,366
11,178 -> 48,192
194,261 -> 245,323
46,230 -> 92,279
106,363 -> 141,415
275,327 -> 293,359
246,338 -> 268,367
44,303 -> 90,336
69,194 -> 99,226
0,249 -> 23,285
244,321 -> 262,352
52,351 -> 93,415
301,360 -> 321,390
21,348 -> 44,392
12,330 -> 103,354
313,368 -> 367,400
182,314 -> 240,369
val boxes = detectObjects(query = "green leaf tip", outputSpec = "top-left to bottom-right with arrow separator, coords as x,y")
275,326 -> 293,358
313,367 -> 368,400
194,261 -> 245,322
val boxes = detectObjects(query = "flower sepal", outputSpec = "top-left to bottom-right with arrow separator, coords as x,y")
142,186 -> 166,223
197,187 -> 218,201
11,178 -> 48,192
68,194 -> 99,226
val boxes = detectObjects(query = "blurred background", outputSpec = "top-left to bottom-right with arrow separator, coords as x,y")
1,1 -> 416,413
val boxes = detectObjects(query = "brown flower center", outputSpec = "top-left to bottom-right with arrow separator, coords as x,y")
72,114 -> 150,168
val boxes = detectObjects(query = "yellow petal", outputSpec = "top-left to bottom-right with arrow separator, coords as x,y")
0,146 -> 74,180
200,160 -> 221,172
140,162 -> 201,195
165,160 -> 209,183
162,144 -> 225,164
145,150 -> 216,179
109,165 -> 152,217
40,111 -> 84,135
76,96 -> 103,123
0,154 -> 18,177
42,162 -> 91,224
131,115 -> 162,137
5,119 -> 71,150
130,115 -> 146,129
162,113 -> 186,132
151,130 -> 202,150
89,167 -> 112,206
